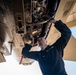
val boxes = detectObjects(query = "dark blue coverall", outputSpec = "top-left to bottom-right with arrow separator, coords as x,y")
22,20 -> 71,75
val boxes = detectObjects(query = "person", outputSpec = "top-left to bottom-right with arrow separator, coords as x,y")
22,19 -> 71,75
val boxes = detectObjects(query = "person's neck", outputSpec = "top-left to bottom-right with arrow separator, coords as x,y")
41,44 -> 48,50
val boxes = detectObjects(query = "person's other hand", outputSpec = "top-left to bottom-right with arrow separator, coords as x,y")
50,19 -> 56,24
30,35 -> 34,46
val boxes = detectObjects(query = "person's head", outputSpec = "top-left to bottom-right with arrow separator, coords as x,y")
37,37 -> 47,49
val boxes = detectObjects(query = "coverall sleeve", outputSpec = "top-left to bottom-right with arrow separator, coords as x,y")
54,20 -> 71,57
22,44 -> 38,60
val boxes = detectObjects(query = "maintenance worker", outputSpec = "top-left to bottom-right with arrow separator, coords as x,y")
22,19 -> 71,75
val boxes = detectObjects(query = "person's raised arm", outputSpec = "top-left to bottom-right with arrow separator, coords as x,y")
22,36 -> 38,60
50,19 -> 71,57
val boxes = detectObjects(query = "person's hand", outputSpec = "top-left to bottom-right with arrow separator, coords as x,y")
50,19 -> 56,24
30,35 -> 34,46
